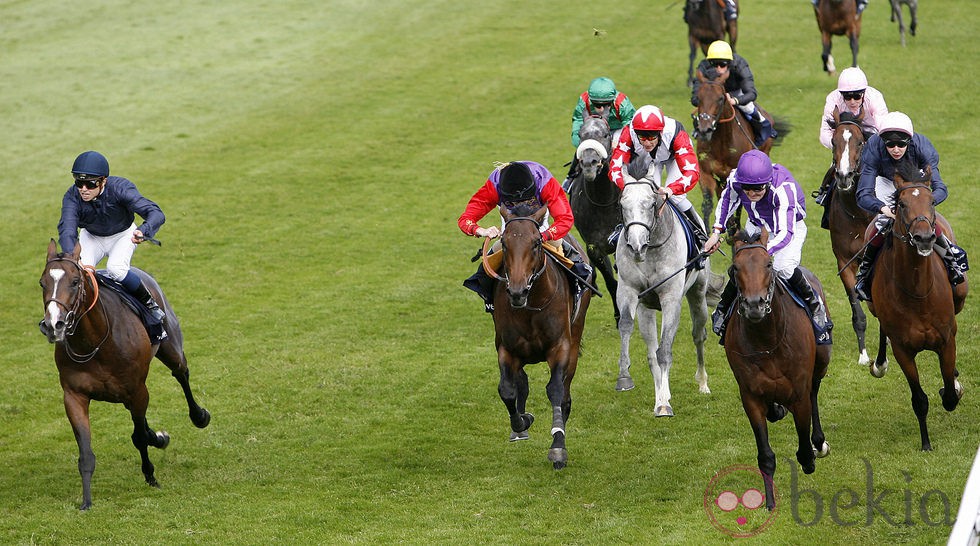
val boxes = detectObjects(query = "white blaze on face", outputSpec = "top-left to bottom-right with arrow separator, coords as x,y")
838,128 -> 852,175
46,268 -> 66,326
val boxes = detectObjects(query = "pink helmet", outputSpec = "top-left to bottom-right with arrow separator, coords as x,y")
735,150 -> 773,186
877,111 -> 914,137
631,105 -> 665,132
837,67 -> 868,92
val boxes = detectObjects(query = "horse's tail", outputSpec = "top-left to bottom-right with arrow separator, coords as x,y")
771,116 -> 792,146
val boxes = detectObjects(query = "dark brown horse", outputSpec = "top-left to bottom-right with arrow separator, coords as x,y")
484,204 -> 591,469
39,240 -> 211,510
823,107 -> 879,367
685,0 -> 738,85
866,167 -> 968,451
723,227 -> 831,511
691,70 -> 776,225
814,0 -> 862,76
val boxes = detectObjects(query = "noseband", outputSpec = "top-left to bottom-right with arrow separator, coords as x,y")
734,243 -> 776,316
894,183 -> 936,245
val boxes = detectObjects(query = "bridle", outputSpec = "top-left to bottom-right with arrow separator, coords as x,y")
733,243 -> 776,316
833,121 -> 864,191
482,215 -> 557,311
893,183 -> 936,246
43,257 -> 109,362
622,179 -> 671,249
692,80 -> 735,138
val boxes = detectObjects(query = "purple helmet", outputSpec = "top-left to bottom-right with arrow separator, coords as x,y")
735,150 -> 773,186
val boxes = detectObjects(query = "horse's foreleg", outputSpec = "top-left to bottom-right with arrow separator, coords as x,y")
821,33 -> 835,74
893,345 -> 931,451
848,32 -> 860,68
498,354 -> 533,440
688,38 -> 698,86
871,330 -> 889,377
938,339 -> 962,412
616,291 -> 638,391
745,398 -> 777,511
843,281 -> 870,366
811,376 -> 830,458
64,391 -> 95,510
588,247 -> 619,324
687,286 -> 711,394
638,305 -> 671,416
545,356 -> 570,470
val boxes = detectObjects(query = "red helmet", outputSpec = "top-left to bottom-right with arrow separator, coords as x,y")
631,105 -> 665,132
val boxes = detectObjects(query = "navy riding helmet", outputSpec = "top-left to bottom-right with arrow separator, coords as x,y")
71,151 -> 110,178
498,162 -> 535,203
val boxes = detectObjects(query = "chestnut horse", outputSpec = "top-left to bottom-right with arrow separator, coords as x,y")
724,227 -> 831,511
485,204 -> 592,469
691,70 -> 779,225
568,115 -> 621,323
39,240 -> 211,510
814,0 -> 861,76
685,0 -> 738,85
823,108 -> 881,367
866,167 -> 968,451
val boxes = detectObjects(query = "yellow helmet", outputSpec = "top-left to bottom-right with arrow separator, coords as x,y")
706,41 -> 733,61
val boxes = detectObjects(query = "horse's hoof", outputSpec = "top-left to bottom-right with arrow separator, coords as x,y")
801,462 -> 816,475
146,476 -> 160,488
509,430 -> 529,442
813,441 -> 830,458
857,351 -> 871,367
522,413 -> 535,431
79,501 -> 92,511
654,405 -> 674,417
698,384 -> 711,395
870,361 -> 888,378
616,376 -> 635,391
156,431 -> 171,449
193,408 -> 211,428
548,448 -> 568,469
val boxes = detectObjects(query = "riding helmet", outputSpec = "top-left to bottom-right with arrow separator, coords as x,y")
71,151 -> 110,178
837,67 -> 868,92
877,111 -> 914,138
734,150 -> 774,186
706,41 -> 734,61
498,162 -> 536,203
631,105 -> 665,132
587,77 -> 617,103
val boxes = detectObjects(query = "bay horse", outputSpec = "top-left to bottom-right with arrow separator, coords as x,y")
866,166 -> 968,451
691,70 -> 781,225
724,227 -> 831,511
823,107 -> 882,367
39,240 -> 211,510
890,0 -> 917,47
568,115 -> 621,323
685,0 -> 738,85
615,165 -> 710,415
814,0 -> 861,76
487,204 -> 592,469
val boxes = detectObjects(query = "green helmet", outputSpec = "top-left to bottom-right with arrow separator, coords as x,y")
587,77 -> 617,102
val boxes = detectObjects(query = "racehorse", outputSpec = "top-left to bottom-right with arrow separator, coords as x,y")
38,240 -> 211,510
814,0 -> 862,76
823,107 -> 881,367
890,0 -> 918,47
724,227 -> 831,511
486,204 -> 592,469
614,161 -> 710,416
865,166 -> 968,451
691,70 -> 782,226
685,0 -> 738,85
568,115 -> 621,323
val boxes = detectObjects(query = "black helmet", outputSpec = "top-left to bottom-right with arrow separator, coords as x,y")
71,151 -> 109,178
498,162 -> 535,203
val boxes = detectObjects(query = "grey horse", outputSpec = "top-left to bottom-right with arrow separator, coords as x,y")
614,156 -> 711,416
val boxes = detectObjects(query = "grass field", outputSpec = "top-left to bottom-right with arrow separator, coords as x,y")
1,0 -> 978,544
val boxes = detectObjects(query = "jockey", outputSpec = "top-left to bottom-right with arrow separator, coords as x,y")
562,77 -> 637,191
853,112 -> 967,301
813,67 -> 889,205
608,105 -> 707,247
703,150 -> 832,342
691,40 -> 774,148
57,151 -> 166,322
811,0 -> 868,16
459,161 -> 591,312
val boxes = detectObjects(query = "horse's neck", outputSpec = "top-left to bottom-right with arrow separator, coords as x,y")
529,259 -> 568,309
885,236 -> 942,295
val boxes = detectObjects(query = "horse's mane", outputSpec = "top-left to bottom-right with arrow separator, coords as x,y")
827,111 -> 861,129
894,158 -> 929,184
506,202 -> 542,218
732,227 -> 763,244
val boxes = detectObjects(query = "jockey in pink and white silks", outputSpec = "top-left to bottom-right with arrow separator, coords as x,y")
702,150 -> 832,342
609,105 -> 707,245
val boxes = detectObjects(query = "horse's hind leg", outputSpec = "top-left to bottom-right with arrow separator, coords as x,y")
822,33 -> 836,75
687,283 -> 711,394
810,376 -> 830,457
791,398 -> 817,475
156,342 -> 210,429
848,31 -> 860,68
127,387 -> 167,488
588,247 -> 619,323
545,358 -> 570,469
64,391 -> 96,510
871,330 -> 889,377
845,287 -> 870,366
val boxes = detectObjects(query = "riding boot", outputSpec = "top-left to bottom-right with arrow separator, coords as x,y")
682,207 -> 709,248
854,242 -> 882,302
711,277 -> 738,337
562,239 -> 594,282
561,155 -> 580,193
129,279 -> 166,322
812,167 -> 833,207
724,0 -> 738,20
856,0 -> 868,15
463,264 -> 496,313
607,223 -> 624,247
934,234 -> 969,286
787,268 -> 832,337
754,112 -> 774,147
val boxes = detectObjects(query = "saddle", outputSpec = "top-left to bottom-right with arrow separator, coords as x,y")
95,272 -> 167,344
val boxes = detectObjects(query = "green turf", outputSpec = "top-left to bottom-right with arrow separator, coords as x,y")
1,0 -> 978,543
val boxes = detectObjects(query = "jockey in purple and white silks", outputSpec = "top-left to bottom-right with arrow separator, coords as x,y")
702,150 -> 831,342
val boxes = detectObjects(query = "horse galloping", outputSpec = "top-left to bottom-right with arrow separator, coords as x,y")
487,204 -> 592,469
866,167 -> 968,451
724,227 -> 831,511
568,115 -> 622,323
38,240 -> 211,510
814,0 -> 862,76
691,70 -> 779,225
823,107 -> 882,367
685,0 -> 738,85
890,0 -> 918,47
615,163 -> 710,415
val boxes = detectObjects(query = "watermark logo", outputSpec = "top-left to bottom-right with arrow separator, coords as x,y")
703,465 -> 778,538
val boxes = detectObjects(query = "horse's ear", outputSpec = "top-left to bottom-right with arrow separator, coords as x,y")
72,243 -> 82,261
532,205 -> 548,224
759,226 -> 770,246
47,239 -> 58,260
832,105 -> 840,125
499,205 -> 514,222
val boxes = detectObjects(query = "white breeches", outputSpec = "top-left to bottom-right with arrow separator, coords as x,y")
78,224 -> 137,282
771,220 -> 806,280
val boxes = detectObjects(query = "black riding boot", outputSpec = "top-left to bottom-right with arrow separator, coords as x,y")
856,0 -> 868,14
561,155 -> 580,193
854,243 -> 881,301
463,264 -> 496,313
787,268 -> 831,335
711,278 -> 738,337
131,280 -> 165,322
724,0 -> 738,20
682,207 -> 709,248
934,234 -> 969,286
